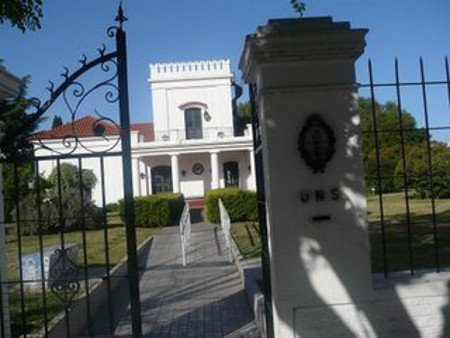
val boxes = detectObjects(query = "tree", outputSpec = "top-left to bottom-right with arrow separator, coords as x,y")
394,142 -> 450,199
51,115 -> 63,128
14,163 -> 101,235
47,163 -> 97,200
0,0 -> 43,32
290,0 -> 306,16
359,97 -> 426,193
237,102 -> 251,124
0,77 -> 42,161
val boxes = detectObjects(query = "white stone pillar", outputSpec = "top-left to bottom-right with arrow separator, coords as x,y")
240,18 -> 370,338
249,149 -> 256,191
171,154 -> 180,193
0,163 -> 11,337
210,151 -> 219,189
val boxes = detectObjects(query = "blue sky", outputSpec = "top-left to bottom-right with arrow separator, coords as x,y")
2,0 -> 449,134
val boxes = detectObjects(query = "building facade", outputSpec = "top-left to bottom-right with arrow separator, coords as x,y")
35,59 -> 255,205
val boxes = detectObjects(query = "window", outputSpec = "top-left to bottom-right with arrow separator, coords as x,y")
185,108 -> 203,139
151,166 -> 172,194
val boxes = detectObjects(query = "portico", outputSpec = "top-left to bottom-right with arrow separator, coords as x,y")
132,143 -> 255,198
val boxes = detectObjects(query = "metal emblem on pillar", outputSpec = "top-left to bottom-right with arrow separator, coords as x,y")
298,114 -> 336,173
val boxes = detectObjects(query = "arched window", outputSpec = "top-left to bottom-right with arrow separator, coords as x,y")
151,165 -> 172,194
185,108 -> 203,139
223,161 -> 239,188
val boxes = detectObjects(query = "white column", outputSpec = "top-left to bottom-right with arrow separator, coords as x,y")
132,157 -> 140,197
0,163 -> 11,337
171,154 -> 180,193
210,151 -> 219,189
146,165 -> 152,195
249,149 -> 256,190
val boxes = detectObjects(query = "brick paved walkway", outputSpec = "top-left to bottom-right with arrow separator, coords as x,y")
114,223 -> 260,337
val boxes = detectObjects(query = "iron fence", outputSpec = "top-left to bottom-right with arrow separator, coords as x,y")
0,6 -> 142,337
359,57 -> 450,278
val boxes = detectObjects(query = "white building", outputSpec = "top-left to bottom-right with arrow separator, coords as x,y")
35,59 -> 255,205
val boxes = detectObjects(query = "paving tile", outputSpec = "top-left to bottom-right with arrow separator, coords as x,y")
109,222 -> 260,337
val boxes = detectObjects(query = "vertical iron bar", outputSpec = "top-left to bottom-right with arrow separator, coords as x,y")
13,163 -> 27,337
116,26 -> 142,337
0,162 -> 5,338
0,268 -> 4,338
56,159 -> 71,337
419,58 -> 440,272
77,158 -> 92,336
394,59 -> 414,275
34,161 -> 49,336
368,60 -> 388,278
249,83 -> 274,338
446,57 -> 450,108
100,157 -> 114,334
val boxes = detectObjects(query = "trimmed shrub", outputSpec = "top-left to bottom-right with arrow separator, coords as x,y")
205,188 -> 257,224
106,202 -> 119,213
119,193 -> 184,228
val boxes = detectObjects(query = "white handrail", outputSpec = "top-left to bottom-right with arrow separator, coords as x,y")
180,203 -> 191,266
219,199 -> 233,263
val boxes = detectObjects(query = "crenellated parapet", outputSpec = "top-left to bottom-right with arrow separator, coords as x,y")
149,59 -> 231,82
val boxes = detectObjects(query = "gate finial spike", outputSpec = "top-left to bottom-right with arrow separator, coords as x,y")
115,2 -> 128,28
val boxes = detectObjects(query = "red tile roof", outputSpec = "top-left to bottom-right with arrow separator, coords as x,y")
31,115 -> 154,142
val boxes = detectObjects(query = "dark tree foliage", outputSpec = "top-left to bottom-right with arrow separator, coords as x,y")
393,142 -> 450,199
0,77 -> 42,161
359,97 -> 428,194
237,102 -> 251,124
51,115 -> 63,128
0,0 -> 43,32
291,0 -> 306,16
12,163 -> 100,235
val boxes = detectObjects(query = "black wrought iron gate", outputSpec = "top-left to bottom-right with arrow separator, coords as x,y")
249,84 -> 274,338
0,6 -> 142,337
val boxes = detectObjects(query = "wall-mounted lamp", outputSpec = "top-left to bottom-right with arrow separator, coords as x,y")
181,170 -> 187,177
139,173 -> 146,179
204,110 -> 211,122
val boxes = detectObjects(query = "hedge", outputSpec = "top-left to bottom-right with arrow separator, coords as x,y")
205,188 -> 257,224
119,193 -> 185,228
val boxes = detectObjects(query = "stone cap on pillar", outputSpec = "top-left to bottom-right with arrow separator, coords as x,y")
239,17 -> 368,83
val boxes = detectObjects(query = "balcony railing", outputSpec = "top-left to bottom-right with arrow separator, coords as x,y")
153,127 -> 238,143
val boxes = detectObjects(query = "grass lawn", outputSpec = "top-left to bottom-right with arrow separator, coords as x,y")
231,222 -> 261,260
231,194 -> 450,273
367,193 -> 450,272
6,212 -> 162,336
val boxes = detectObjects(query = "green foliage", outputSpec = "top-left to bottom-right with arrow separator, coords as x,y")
106,202 -> 119,213
47,163 -> 97,200
393,142 -> 450,199
51,115 -> 63,128
360,97 -> 426,193
11,163 -> 101,235
12,187 -> 101,235
237,102 -> 251,124
2,163 -> 35,223
205,188 -> 257,224
119,193 -> 185,228
290,0 -> 306,16
0,0 -> 43,32
0,78 -> 43,160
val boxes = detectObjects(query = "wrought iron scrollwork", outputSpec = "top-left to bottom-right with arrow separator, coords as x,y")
27,23 -> 122,155
49,248 -> 80,306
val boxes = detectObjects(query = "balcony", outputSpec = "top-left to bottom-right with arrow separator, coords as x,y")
153,127 -> 238,143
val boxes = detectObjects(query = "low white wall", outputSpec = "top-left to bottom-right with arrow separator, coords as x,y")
293,272 -> 450,337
